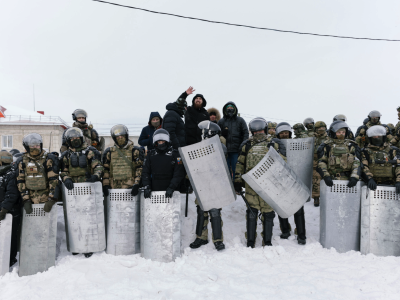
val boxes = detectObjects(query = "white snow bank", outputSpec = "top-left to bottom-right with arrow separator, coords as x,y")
1,196 -> 400,300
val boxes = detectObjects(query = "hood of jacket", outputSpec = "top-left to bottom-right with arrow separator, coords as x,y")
148,111 -> 163,126
222,101 -> 238,118
207,107 -> 221,122
191,94 -> 207,108
166,102 -> 184,117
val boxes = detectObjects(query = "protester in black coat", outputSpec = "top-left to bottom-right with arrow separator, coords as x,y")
138,112 -> 162,151
185,94 -> 210,146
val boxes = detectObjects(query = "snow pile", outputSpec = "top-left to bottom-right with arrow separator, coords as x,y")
1,196 -> 400,300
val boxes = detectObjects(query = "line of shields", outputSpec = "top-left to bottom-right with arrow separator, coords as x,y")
1,136 -> 397,277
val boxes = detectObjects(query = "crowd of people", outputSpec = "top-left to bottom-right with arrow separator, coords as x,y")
1,86 -> 400,269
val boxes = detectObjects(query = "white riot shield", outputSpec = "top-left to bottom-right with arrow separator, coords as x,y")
106,189 -> 140,255
19,204 -> 57,277
361,185 -> 400,256
0,214 -> 12,276
62,182 -> 106,253
179,135 -> 236,211
140,191 -> 181,263
242,147 -> 310,218
320,180 -> 365,253
282,137 -> 314,197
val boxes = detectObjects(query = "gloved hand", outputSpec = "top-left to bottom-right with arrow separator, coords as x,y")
165,187 -> 174,198
103,185 -> 111,197
323,176 -> 333,187
395,182 -> 400,194
64,178 -> 74,190
185,178 -> 193,193
367,178 -> 377,190
0,208 -> 8,221
23,200 -> 33,214
144,186 -> 152,199
347,177 -> 358,188
131,184 -> 139,196
44,198 -> 57,213
86,174 -> 99,183
234,181 -> 242,194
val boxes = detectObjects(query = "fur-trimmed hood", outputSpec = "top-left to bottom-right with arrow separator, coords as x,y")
207,107 -> 221,123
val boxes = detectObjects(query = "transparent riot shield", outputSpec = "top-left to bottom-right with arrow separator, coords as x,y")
242,147 -> 310,218
0,214 -> 12,276
19,204 -> 57,277
106,189 -> 140,255
62,182 -> 106,253
179,135 -> 236,211
361,185 -> 400,256
282,137 -> 314,197
140,191 -> 181,263
320,180 -> 364,253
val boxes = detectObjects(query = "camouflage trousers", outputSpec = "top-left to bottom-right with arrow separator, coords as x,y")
110,178 -> 134,189
312,168 -> 322,198
194,198 -> 223,243
245,184 -> 273,213
29,189 -> 50,204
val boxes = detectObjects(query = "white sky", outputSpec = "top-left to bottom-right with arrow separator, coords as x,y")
1,0 -> 399,133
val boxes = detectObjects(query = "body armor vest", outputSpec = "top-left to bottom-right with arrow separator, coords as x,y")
246,140 -> 270,172
327,140 -> 354,173
365,145 -> 394,178
23,152 -> 48,190
110,146 -> 135,181
68,150 -> 90,177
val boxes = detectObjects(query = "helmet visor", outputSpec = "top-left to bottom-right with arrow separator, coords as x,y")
276,124 -> 292,135
369,110 -> 382,118
198,120 -> 211,130
366,125 -> 386,137
65,127 -> 83,139
249,118 -> 267,132
23,133 -> 43,147
303,118 -> 314,125
330,121 -> 349,133
110,124 -> 129,137
333,114 -> 347,122
73,109 -> 88,119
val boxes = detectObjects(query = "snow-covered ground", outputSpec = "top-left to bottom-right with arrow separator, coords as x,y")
2,196 -> 400,300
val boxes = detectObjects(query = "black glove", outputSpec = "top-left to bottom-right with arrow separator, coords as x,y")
234,181 -> 242,193
185,178 -> 193,193
64,178 -> 74,190
86,174 -> 99,183
44,198 -> 57,213
23,200 -> 33,214
395,182 -> 400,194
131,184 -> 139,196
347,177 -> 358,188
144,186 -> 152,199
165,187 -> 174,198
323,176 -> 334,187
0,208 -> 8,221
103,185 -> 111,197
367,178 -> 377,190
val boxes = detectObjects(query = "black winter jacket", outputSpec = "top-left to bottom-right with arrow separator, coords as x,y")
184,95 -> 210,145
218,101 -> 249,153
0,166 -> 22,213
162,94 -> 187,150
138,112 -> 163,151
142,147 -> 185,191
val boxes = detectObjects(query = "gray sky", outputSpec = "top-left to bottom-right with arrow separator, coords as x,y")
1,0 -> 400,134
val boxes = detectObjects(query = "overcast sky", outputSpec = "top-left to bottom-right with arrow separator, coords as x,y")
1,0 -> 399,134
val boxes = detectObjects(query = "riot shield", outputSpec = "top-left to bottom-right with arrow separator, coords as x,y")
106,189 -> 140,255
140,191 -> 181,263
179,135 -> 236,211
361,185 -> 400,256
282,137 -> 314,197
242,147 -> 310,218
0,214 -> 12,276
62,182 -> 106,253
320,180 -> 364,253
19,204 -> 57,277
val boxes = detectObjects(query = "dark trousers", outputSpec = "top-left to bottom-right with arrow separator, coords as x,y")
227,152 -> 239,179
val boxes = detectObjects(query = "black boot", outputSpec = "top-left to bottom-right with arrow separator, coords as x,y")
294,207 -> 306,245
209,209 -> 224,251
72,253 -> 79,255
262,211 -> 275,246
190,206 -> 208,249
314,197 -> 320,207
246,207 -> 258,248
278,215 -> 291,239
84,252 -> 93,258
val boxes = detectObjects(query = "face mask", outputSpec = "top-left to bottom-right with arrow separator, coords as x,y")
30,148 -> 41,156
71,139 -> 82,148
370,136 -> 384,146
226,109 -> 234,117
117,136 -> 127,146
156,142 -> 168,152
253,132 -> 265,140
151,120 -> 160,128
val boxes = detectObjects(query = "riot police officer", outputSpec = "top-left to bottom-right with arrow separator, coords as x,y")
333,114 -> 354,140
317,121 -> 361,189
267,122 -> 277,138
102,125 -> 144,197
355,110 -> 391,149
189,121 -> 226,251
234,118 -> 286,248
293,123 -> 309,139
361,125 -> 400,193
276,122 -> 307,245
17,133 -> 60,213
303,118 -> 315,136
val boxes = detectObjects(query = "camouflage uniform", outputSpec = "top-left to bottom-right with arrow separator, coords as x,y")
267,122 -> 277,138
17,150 -> 59,204
312,122 -> 329,200
60,143 -> 103,183
102,140 -> 143,189
355,120 -> 392,149
61,122 -> 101,153
293,123 -> 310,139
390,108 -> 400,147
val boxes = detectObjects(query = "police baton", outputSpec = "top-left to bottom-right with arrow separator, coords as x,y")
239,191 -> 256,218
185,186 -> 189,217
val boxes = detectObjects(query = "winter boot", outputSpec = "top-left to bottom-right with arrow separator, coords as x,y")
278,216 -> 291,239
314,197 -> 320,207
209,209 -> 224,251
190,206 -> 209,249
262,211 -> 275,246
246,207 -> 258,248
84,252 -> 93,258
294,207 -> 306,245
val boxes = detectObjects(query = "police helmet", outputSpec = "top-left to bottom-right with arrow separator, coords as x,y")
110,124 -> 129,147
22,133 -> 43,153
